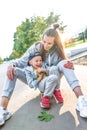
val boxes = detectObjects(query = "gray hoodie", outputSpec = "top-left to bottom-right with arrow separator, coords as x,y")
12,43 -> 62,68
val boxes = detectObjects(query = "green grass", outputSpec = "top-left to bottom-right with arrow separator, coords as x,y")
65,39 -> 87,48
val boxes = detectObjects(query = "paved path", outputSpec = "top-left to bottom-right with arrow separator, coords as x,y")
0,64 -> 87,130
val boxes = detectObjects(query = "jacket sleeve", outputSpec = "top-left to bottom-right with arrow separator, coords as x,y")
25,66 -> 38,90
11,43 -> 41,68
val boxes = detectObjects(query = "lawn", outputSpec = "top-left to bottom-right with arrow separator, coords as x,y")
65,39 -> 87,48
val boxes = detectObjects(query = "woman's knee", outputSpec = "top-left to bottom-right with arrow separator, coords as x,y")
58,60 -> 74,70
58,60 -> 68,67
57,60 -> 69,72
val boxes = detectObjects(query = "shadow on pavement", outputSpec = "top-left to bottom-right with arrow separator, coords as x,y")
1,94 -> 87,130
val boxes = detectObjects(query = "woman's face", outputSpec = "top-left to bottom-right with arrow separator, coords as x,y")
42,35 -> 55,51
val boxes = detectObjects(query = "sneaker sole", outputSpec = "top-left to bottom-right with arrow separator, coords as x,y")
0,113 -> 12,126
53,94 -> 59,103
40,103 -> 50,109
76,105 -> 87,118
0,120 -> 5,126
53,94 -> 63,104
5,113 -> 12,121
76,105 -> 80,111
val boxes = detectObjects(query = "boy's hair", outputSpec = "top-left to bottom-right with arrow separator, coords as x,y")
29,52 -> 42,61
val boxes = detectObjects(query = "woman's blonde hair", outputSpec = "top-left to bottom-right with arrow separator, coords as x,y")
35,41 -> 46,60
42,23 -> 67,59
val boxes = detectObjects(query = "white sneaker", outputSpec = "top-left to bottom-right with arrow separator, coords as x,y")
0,106 -> 12,126
76,96 -> 87,118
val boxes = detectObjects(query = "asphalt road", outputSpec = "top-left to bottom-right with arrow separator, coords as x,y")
0,63 -> 87,130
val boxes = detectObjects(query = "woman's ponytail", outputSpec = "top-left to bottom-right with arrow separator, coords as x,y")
53,23 -> 59,30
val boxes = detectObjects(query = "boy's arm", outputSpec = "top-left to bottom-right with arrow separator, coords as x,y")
25,67 -> 41,90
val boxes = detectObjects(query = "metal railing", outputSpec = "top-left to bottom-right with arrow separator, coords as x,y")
65,42 -> 87,61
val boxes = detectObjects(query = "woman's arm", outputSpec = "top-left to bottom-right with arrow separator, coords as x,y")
10,43 -> 42,68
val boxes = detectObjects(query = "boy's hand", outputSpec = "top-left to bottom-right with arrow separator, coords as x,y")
37,73 -> 44,83
37,68 -> 49,75
37,68 -> 44,73
38,73 -> 44,78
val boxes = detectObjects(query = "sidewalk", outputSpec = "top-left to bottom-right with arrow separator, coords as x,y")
0,65 -> 87,130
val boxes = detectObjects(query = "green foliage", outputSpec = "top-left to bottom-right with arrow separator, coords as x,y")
9,50 -> 21,59
38,111 -> 54,122
77,27 -> 87,43
65,39 -> 84,48
0,57 -> 3,64
85,28 -> 87,39
13,17 -> 46,57
46,12 -> 60,26
4,57 -> 11,61
10,12 -> 66,59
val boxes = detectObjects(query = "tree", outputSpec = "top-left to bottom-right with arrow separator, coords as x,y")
12,17 -> 46,58
45,12 -> 60,26
46,12 -> 67,32
0,57 -> 3,64
11,12 -> 66,58
85,28 -> 87,39
78,32 -> 85,42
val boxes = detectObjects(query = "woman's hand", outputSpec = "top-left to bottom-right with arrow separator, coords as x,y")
64,61 -> 74,69
7,64 -> 15,80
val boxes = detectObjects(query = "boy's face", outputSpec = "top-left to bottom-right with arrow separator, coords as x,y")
29,56 -> 43,69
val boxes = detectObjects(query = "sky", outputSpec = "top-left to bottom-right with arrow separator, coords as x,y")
0,0 -> 87,58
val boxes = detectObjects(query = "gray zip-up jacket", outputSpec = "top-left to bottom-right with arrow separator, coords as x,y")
25,63 -> 46,90
25,66 -> 39,90
12,43 -> 62,68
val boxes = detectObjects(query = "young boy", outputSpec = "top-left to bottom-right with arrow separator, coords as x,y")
25,52 -> 63,109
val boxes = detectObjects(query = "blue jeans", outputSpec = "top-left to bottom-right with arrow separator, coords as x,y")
2,60 -> 79,98
57,60 -> 79,89
2,67 -> 27,98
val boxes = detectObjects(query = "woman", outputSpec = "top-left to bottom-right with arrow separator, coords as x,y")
0,23 -> 87,126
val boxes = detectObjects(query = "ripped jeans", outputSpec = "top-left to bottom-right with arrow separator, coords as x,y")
57,60 -> 79,89
2,60 -> 79,99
